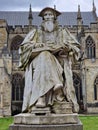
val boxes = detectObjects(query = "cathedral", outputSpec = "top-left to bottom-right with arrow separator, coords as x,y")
0,2 -> 98,116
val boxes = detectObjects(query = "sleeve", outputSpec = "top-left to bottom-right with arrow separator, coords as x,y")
18,29 -> 37,70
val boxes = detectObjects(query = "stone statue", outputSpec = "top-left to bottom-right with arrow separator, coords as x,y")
19,7 -> 80,114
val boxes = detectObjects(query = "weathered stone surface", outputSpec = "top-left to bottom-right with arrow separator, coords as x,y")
31,107 -> 51,115
52,102 -> 73,114
10,120 -> 83,130
13,113 -> 79,125
0,58 -> 11,116
0,22 -> 7,48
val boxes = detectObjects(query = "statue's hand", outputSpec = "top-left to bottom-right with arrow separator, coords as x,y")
69,51 -> 74,56
58,49 -> 67,58
34,42 -> 45,48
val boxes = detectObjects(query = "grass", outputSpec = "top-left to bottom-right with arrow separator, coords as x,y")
79,115 -> 98,130
0,115 -> 98,130
0,117 -> 13,130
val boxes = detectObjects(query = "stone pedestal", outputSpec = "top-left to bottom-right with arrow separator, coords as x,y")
9,113 -> 83,130
9,102 -> 83,130
10,123 -> 83,130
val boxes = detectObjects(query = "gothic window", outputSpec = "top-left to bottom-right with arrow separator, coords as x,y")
12,73 -> 24,101
11,35 -> 23,60
94,76 -> 98,100
73,73 -> 82,102
86,36 -> 96,59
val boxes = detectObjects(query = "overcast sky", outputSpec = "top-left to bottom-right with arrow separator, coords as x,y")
0,0 -> 98,15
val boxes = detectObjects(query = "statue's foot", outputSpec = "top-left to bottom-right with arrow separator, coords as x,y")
54,88 -> 65,102
36,96 -> 46,108
53,84 -> 63,91
56,94 -> 64,101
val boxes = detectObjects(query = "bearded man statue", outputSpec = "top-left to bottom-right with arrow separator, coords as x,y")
19,7 -> 80,113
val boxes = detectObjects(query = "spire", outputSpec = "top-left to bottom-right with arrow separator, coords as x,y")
28,4 -> 33,31
77,5 -> 84,42
92,0 -> 97,20
54,5 -> 56,10
28,4 -> 33,20
77,5 -> 82,19
92,0 -> 96,12
77,5 -> 82,27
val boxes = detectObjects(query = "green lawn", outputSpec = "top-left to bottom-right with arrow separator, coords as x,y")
0,115 -> 98,130
0,117 -> 13,130
79,115 -> 98,130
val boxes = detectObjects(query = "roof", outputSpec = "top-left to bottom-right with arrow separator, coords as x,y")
0,11 -> 96,27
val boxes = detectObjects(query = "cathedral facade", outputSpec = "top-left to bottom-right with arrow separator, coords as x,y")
0,3 -> 98,116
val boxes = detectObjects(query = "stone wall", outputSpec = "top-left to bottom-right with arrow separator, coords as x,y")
0,20 -> 12,116
81,29 -> 98,113
0,58 -> 11,116
0,20 -> 7,48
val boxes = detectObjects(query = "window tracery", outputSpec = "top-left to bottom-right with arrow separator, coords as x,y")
73,73 -> 82,101
11,35 -> 23,60
12,73 -> 24,101
86,36 -> 96,59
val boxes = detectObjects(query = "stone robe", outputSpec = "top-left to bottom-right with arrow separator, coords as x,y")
19,27 -> 80,112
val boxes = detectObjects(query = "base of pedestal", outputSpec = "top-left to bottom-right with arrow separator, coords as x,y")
9,122 -> 83,130
9,113 -> 83,130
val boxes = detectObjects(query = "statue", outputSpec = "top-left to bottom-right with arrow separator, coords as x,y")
19,7 -> 80,114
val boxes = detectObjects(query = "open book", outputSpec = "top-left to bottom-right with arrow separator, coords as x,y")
31,44 -> 69,58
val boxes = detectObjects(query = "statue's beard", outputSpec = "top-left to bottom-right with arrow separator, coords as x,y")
43,21 -> 54,32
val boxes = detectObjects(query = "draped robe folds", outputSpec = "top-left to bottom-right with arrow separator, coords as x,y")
19,27 -> 80,112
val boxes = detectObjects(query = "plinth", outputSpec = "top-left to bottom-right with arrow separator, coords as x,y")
9,113 -> 83,130
9,102 -> 83,130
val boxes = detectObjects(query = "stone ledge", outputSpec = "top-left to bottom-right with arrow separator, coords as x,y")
10,121 -> 83,130
14,113 -> 80,125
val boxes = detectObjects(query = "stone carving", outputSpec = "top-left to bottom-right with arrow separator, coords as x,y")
19,7 -> 80,114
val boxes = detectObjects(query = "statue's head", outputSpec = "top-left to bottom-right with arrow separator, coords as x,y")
39,7 -> 61,21
39,7 -> 61,32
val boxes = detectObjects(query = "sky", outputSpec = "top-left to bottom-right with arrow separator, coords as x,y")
0,0 -> 98,15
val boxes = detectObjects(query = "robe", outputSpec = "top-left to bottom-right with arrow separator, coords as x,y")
19,27 -> 80,112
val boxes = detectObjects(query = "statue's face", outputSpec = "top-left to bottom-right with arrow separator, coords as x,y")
43,11 -> 54,21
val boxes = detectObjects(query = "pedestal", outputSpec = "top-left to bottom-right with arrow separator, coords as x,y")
10,123 -> 83,130
9,113 -> 83,130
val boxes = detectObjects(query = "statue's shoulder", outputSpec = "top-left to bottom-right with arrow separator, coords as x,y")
37,26 -> 43,33
21,28 -> 37,45
58,25 -> 63,31
28,28 -> 37,35
37,27 -> 43,38
24,28 -> 37,40
56,26 -> 63,37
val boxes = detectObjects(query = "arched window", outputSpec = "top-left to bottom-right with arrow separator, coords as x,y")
86,36 -> 96,59
12,73 -> 24,101
73,73 -> 82,101
94,76 -> 98,100
11,35 -> 23,60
